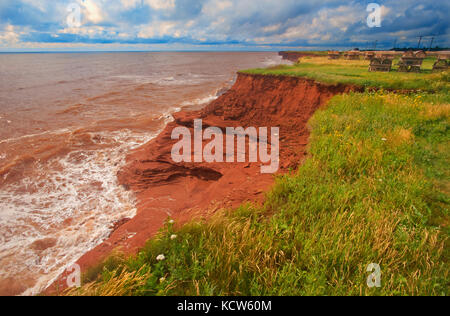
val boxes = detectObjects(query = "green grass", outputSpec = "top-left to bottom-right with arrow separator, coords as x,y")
65,66 -> 449,296
243,57 -> 450,92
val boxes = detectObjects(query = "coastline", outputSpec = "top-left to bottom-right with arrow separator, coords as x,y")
47,72 -> 362,294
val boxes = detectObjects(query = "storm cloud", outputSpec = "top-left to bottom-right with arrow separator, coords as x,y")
0,0 -> 448,50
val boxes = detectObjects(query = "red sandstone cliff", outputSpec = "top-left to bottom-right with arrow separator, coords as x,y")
48,73 -> 361,293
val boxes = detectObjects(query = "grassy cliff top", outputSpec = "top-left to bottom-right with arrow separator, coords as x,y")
243,56 -> 449,92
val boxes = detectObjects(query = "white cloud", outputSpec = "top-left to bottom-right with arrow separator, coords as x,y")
202,0 -> 233,15
0,25 -> 21,45
80,0 -> 104,24
276,5 -> 363,42
120,0 -> 142,9
119,0 -> 175,10
138,21 -> 178,38
147,0 -> 175,10
380,5 -> 391,20
263,24 -> 282,33
59,25 -> 106,37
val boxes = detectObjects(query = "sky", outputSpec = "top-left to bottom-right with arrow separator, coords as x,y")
0,0 -> 449,52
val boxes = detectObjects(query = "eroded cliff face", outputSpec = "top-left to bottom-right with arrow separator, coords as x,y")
48,73 -> 361,292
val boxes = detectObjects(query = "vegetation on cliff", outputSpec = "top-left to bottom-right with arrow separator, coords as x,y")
243,56 -> 449,92
65,62 -> 449,296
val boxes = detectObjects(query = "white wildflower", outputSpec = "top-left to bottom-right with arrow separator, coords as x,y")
156,254 -> 165,261
381,138 -> 387,141
170,234 -> 177,240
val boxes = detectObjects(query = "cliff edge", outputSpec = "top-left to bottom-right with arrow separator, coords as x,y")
49,73 -> 361,292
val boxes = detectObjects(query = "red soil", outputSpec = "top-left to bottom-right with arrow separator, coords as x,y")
47,73 -> 360,294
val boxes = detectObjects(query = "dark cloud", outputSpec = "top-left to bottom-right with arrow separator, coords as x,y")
1,0 -> 448,49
